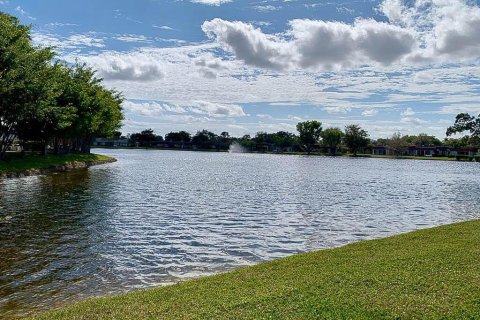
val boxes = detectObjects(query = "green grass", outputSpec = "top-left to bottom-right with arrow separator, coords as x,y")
30,220 -> 480,320
0,153 -> 115,174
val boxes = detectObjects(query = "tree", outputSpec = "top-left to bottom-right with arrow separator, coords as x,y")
386,132 -> 405,156
130,129 -> 158,147
272,131 -> 298,150
192,130 -> 218,149
165,131 -> 191,143
0,13 -> 124,158
112,131 -> 123,139
239,135 -> 255,151
63,63 -> 124,153
344,124 -> 369,156
296,120 -> 322,155
321,128 -> 343,156
15,63 -> 78,155
0,13 -> 56,158
446,113 -> 480,146
403,133 -> 442,147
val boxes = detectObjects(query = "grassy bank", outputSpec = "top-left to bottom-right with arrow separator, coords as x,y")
0,153 -> 115,175
30,220 -> 480,319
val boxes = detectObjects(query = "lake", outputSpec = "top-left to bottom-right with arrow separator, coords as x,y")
1,149 -> 480,318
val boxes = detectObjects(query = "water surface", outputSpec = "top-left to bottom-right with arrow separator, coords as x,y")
1,149 -> 479,318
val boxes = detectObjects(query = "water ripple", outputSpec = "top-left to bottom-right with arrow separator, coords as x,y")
1,150 -> 480,318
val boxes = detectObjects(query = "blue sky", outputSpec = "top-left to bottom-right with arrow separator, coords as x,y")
1,0 -> 480,139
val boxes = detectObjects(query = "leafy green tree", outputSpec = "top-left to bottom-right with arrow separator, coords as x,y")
130,129 -> 159,147
443,137 -> 471,148
220,132 -> 230,139
344,124 -> 370,156
446,113 -> 480,147
296,120 -> 322,155
403,133 -> 442,147
0,13 -> 123,158
192,130 -> 218,149
63,64 -> 124,153
321,128 -> 343,156
0,13 -> 56,158
112,131 -> 123,139
386,132 -> 405,156
239,135 -> 255,151
16,63 -> 77,155
254,132 -> 272,145
165,131 -> 191,143
272,131 -> 298,150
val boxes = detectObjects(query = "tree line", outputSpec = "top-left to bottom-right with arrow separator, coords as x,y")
0,13 -> 123,160
120,116 -> 480,156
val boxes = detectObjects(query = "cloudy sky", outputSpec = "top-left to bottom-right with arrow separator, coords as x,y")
1,0 -> 480,138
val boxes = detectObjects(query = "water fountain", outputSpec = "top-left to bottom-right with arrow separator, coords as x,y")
228,141 -> 247,153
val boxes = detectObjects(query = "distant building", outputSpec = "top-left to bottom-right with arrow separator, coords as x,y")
372,146 -> 395,156
92,138 -> 129,147
373,145 -> 479,158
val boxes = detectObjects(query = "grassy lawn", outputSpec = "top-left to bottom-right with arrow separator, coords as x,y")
30,220 -> 480,320
0,153 -> 115,174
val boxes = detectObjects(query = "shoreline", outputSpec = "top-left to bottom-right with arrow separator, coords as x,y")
0,154 -> 116,179
29,220 -> 480,320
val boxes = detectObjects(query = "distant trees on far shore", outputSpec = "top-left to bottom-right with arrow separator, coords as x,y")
114,116 -> 480,156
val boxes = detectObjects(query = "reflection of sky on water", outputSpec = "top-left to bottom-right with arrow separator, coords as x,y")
1,150 -> 479,318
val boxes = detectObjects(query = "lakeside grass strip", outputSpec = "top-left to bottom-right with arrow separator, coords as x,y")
0,154 -> 115,174
30,220 -> 480,319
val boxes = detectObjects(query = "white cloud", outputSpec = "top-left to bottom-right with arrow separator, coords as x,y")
67,34 -> 105,47
401,116 -> 427,125
253,5 -> 281,12
123,100 -> 245,118
153,25 -> 174,30
188,101 -> 246,117
437,105 -> 480,114
115,34 -> 152,43
32,33 -> 105,50
202,17 -> 416,71
190,0 -> 231,5
202,1 -> 480,71
323,106 -> 352,114
362,108 -> 379,117
380,0 -> 480,63
83,52 -> 164,81
401,107 -> 416,117
202,18 -> 293,71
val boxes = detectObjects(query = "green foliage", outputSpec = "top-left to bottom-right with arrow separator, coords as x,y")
296,120 -> 322,154
30,220 -> 480,320
0,12 -> 123,159
321,127 -> 343,155
0,13 -> 55,158
192,130 -> 219,149
129,129 -> 162,147
344,124 -> 369,156
385,132 -> 405,155
446,113 -> 480,147
403,133 -> 442,147
165,131 -> 192,143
